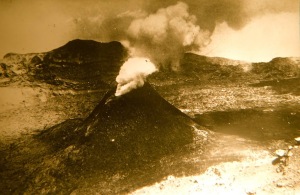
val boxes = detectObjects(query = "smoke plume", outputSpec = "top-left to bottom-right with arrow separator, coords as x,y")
115,2 -> 210,95
125,2 -> 210,70
0,0 -> 298,58
114,0 -> 298,95
1,0 -> 298,95
115,57 -> 157,96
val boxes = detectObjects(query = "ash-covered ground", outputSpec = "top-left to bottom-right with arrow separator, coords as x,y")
0,40 -> 300,194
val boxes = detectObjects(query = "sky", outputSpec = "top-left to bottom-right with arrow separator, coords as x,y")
0,0 -> 299,62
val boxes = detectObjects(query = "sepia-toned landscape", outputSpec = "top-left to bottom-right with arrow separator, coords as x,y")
0,0 -> 299,194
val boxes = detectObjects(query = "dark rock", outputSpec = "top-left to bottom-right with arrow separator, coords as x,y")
1,40 -> 128,87
252,57 -> 300,79
45,39 -> 127,65
39,83 -> 199,170
30,55 -> 42,65
0,82 -> 208,194
0,63 -> 9,77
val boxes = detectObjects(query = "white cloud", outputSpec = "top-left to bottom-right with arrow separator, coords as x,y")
200,13 -> 300,62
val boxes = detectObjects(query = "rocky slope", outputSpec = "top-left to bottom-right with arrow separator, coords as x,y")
1,39 -> 299,89
179,53 -> 300,81
0,39 -> 127,89
1,39 -> 300,194
0,83 -> 208,194
150,53 -> 300,88
252,57 -> 300,79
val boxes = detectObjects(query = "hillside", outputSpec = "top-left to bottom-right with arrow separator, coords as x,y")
1,40 -> 299,90
252,57 -> 300,79
0,39 -> 127,89
0,83 -> 208,194
1,40 -> 300,194
150,53 -> 300,87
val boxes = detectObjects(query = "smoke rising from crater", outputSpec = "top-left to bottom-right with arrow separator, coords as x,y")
124,2 -> 210,70
115,2 -> 211,95
115,57 -> 157,96
106,0 -> 297,95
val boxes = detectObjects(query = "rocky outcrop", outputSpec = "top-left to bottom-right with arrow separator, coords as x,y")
0,63 -> 14,78
252,57 -> 300,79
1,53 -> 44,76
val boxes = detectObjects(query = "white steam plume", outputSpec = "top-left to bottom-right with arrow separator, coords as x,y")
126,2 -> 210,70
115,2 -> 210,96
115,57 -> 157,96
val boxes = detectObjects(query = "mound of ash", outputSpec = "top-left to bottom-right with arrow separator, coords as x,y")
1,83 -> 208,194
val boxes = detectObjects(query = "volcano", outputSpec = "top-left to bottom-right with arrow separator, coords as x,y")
38,83 -> 201,170
1,82 -> 209,193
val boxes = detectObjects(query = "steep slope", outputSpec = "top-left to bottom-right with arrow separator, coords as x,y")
1,83 -> 208,194
40,82 -> 199,169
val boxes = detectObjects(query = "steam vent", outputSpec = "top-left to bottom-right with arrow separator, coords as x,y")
1,83 -> 209,194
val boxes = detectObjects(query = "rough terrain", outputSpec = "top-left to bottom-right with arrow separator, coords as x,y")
0,40 -> 299,194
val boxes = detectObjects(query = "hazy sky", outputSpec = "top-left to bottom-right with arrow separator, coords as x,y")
0,0 -> 299,62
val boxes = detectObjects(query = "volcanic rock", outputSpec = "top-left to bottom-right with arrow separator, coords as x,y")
41,39 -> 127,83
0,40 -> 128,87
44,39 -> 126,65
39,83 -> 200,170
1,82 -> 208,194
252,57 -> 300,79
0,63 -> 12,78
